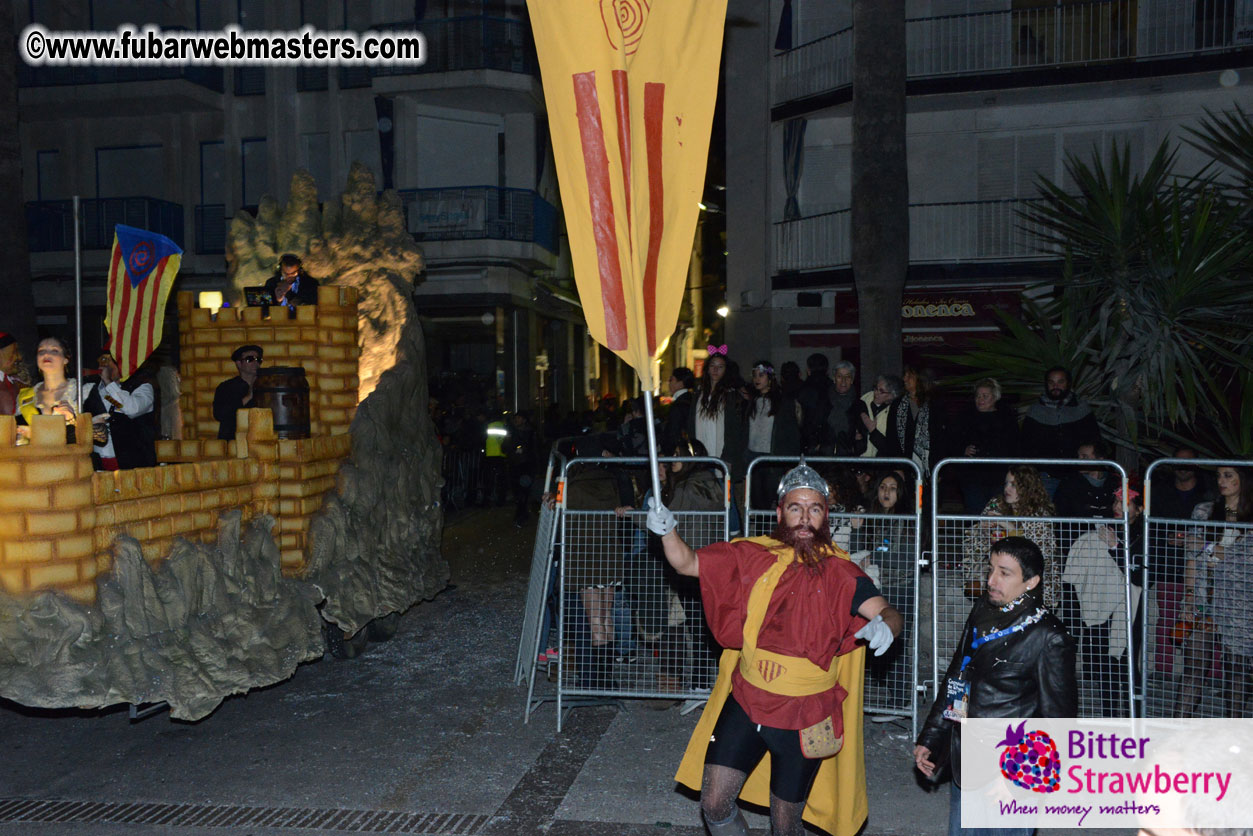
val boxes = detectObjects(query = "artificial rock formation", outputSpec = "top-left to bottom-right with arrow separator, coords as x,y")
228,165 -> 448,635
0,512 -> 324,721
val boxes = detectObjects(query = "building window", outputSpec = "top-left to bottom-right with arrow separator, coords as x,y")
976,133 -> 1058,201
235,0 -> 266,95
36,150 -> 63,201
298,0 -> 330,91
96,145 -> 164,199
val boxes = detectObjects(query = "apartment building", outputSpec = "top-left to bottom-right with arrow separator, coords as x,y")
724,0 -> 1253,375
17,0 -> 597,413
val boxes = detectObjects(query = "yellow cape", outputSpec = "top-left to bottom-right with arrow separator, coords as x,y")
673,546 -> 869,836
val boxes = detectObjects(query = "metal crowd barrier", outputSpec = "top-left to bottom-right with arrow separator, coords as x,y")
515,444 -> 568,694
1141,458 -> 1253,719
553,455 -> 730,731
745,456 -> 925,737
930,457 -> 1134,718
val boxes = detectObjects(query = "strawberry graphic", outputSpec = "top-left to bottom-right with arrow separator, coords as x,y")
996,721 -> 1061,793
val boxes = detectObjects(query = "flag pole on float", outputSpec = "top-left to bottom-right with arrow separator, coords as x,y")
72,195 -> 83,413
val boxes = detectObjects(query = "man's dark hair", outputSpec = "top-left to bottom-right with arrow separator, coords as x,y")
1078,438 -> 1108,459
1043,366 -> 1070,386
671,366 -> 695,389
279,253 -> 302,268
806,353 -> 829,374
990,536 -> 1045,582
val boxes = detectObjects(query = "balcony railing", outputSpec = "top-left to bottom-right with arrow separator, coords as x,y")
395,186 -> 557,254
195,204 -> 227,254
17,64 -> 223,92
372,15 -> 538,78
26,197 -> 184,252
774,209 -> 851,274
774,199 -> 1055,273
775,27 -> 853,106
773,0 -> 1251,104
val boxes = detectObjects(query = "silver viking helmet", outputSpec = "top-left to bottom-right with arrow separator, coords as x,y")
776,458 -> 830,503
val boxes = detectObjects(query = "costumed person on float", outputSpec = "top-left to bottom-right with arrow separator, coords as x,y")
646,461 -> 904,836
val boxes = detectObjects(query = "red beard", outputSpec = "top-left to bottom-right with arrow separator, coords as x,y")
770,519 -> 836,568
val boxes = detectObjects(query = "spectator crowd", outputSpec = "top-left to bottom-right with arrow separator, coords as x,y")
440,351 -> 1251,723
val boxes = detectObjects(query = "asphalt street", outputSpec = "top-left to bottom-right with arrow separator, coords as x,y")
0,505 -> 1135,836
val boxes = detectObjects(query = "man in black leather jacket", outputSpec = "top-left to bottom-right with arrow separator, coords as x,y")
914,536 -> 1077,836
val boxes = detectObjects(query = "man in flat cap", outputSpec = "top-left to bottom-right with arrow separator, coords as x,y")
213,344 -> 263,440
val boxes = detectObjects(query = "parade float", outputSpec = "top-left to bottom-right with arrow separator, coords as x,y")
0,166 -> 447,720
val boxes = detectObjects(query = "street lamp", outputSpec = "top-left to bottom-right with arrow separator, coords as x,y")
716,304 -> 729,318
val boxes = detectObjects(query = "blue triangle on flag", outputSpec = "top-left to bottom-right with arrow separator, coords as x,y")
115,224 -> 183,289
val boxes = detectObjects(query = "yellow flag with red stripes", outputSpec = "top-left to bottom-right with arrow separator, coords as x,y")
528,0 -> 727,390
105,224 -> 182,380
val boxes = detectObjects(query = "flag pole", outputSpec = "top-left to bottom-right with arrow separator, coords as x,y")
72,195 -> 83,413
641,379 -> 663,508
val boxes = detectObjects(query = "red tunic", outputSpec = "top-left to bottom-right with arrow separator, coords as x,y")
0,373 -> 20,416
697,539 -> 871,730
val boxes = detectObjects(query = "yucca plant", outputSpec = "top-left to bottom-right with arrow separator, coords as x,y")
944,115 -> 1253,460
1184,105 -> 1253,212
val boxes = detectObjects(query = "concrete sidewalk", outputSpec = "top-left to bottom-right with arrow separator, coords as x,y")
0,507 -> 1133,835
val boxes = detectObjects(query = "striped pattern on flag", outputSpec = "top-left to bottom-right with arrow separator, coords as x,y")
105,236 -> 181,380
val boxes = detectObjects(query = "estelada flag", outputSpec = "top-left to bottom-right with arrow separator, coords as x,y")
105,224 -> 182,380
528,0 -> 726,390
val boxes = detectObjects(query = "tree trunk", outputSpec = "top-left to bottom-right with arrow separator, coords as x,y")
0,0 -> 38,358
851,0 -> 908,381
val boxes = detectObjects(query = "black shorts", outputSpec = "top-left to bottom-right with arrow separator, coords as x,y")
704,693 -> 822,804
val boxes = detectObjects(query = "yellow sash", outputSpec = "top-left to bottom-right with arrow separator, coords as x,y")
674,537 -> 868,836
737,540 -> 839,697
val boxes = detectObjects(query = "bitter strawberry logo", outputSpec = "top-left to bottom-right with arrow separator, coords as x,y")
997,721 -> 1061,793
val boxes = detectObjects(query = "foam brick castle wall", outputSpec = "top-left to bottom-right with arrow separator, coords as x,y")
0,289 -> 361,604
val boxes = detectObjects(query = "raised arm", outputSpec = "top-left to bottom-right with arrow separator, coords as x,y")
646,498 -> 699,577
99,381 -> 154,418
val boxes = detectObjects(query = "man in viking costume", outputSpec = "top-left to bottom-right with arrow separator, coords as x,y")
646,461 -> 903,836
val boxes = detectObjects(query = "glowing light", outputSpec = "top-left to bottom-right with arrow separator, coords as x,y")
198,292 -> 223,314
716,305 -> 729,318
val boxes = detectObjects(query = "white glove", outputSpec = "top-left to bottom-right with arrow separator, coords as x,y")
854,614 -> 894,657
645,496 -> 677,536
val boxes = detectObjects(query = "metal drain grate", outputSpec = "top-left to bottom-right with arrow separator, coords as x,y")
0,799 -> 490,833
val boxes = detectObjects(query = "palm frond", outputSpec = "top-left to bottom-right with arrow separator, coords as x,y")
961,116 -> 1253,458
1183,105 -> 1253,197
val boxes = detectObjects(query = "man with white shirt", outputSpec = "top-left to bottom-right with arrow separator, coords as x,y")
82,350 -> 157,470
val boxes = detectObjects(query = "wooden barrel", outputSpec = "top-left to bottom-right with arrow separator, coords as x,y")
253,367 -> 310,439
